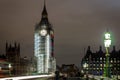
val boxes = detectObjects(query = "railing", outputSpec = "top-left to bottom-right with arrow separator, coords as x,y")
66,77 -> 83,80
0,74 -> 54,80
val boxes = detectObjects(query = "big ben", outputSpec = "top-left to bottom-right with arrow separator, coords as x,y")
34,1 -> 56,74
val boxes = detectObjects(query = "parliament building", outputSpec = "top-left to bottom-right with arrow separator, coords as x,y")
81,46 -> 120,76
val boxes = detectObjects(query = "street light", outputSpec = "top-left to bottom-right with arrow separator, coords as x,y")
8,64 -> 12,76
104,32 -> 111,48
103,31 -> 111,78
83,63 -> 88,74
83,62 -> 89,79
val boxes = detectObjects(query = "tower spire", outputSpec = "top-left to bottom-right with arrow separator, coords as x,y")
44,0 -> 46,7
42,0 -> 48,18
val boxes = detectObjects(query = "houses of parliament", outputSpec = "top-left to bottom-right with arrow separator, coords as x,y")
81,46 -> 120,76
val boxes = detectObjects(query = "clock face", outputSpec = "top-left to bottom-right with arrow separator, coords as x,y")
40,29 -> 47,36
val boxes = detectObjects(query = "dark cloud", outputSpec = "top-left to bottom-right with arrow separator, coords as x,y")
0,0 -> 120,66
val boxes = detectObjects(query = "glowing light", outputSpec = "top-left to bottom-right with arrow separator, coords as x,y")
40,29 -> 47,36
34,32 -> 52,73
104,40 -> 111,48
34,33 -> 45,73
34,33 -> 40,57
34,26 -> 55,74
83,63 -> 88,68
0,74 -> 54,80
45,35 -> 50,73
37,55 -> 44,73
105,33 -> 111,39
104,32 -> 111,47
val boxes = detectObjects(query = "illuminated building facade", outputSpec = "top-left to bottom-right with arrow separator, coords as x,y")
81,46 -> 120,76
34,1 -> 56,74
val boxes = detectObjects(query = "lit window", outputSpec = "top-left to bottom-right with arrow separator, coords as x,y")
104,64 -> 105,67
111,60 -> 113,63
100,64 -> 102,67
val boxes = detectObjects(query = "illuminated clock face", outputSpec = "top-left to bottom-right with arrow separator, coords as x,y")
40,29 -> 47,36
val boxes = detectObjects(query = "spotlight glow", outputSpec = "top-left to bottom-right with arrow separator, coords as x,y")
0,74 -> 54,80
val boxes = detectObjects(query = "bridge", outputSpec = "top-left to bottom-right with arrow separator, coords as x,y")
0,74 -> 54,80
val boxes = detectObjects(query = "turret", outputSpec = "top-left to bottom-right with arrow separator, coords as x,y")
39,0 -> 49,25
98,46 -> 103,53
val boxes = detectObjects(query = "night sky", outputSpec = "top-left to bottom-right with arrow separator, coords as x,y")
0,0 -> 120,66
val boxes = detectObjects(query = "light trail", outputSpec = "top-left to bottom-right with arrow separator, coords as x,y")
0,74 -> 54,80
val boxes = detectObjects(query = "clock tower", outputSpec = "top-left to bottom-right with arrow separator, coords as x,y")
34,0 -> 56,74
